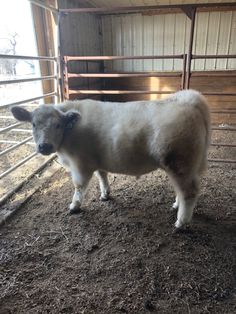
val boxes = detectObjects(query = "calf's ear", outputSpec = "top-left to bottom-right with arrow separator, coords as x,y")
11,106 -> 32,122
65,110 -> 81,129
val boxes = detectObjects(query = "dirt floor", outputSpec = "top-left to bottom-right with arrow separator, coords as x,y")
0,162 -> 235,314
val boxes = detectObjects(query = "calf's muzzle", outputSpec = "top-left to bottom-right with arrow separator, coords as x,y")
38,143 -> 53,155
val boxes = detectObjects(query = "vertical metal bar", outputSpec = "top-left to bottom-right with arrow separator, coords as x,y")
58,11 -> 64,101
86,61 -> 90,90
181,54 -> 187,90
64,56 -> 69,100
185,8 -> 196,89
99,60 -> 105,101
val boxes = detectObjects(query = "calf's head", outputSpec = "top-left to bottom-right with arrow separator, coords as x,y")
11,105 -> 80,155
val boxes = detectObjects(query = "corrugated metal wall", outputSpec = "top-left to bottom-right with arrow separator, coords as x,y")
58,0 -> 102,76
102,11 -> 236,72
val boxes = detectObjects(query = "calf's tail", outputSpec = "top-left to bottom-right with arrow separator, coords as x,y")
196,93 -> 211,173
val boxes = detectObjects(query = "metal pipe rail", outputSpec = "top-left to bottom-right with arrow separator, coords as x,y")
0,54 -> 56,61
0,122 -> 22,135
0,136 -> 33,157
63,54 -> 186,99
0,92 -> 57,109
0,50 -> 58,187
203,92 -> 236,96
192,54 -> 236,59
65,55 -> 184,61
67,72 -> 182,78
211,143 -> 236,148
0,116 -> 16,119
191,72 -> 236,77
0,152 -> 37,180
208,158 -> 236,164
0,75 -> 56,85
6,129 -> 32,133
0,140 -> 34,145
212,126 -> 236,131
69,89 -> 175,95
0,154 -> 56,207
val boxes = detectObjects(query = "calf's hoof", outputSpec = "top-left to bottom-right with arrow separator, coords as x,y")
174,219 -> 191,229
69,203 -> 81,215
170,203 -> 178,212
100,193 -> 110,202
172,202 -> 178,210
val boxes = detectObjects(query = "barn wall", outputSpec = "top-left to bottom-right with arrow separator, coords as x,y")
58,0 -> 102,90
101,11 -> 236,72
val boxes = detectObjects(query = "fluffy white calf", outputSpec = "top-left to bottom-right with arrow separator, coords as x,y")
11,90 -> 211,228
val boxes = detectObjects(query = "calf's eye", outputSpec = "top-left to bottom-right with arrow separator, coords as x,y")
33,123 -> 36,128
56,124 -> 61,129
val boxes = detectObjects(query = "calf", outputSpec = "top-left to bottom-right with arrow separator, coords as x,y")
11,90 -> 211,228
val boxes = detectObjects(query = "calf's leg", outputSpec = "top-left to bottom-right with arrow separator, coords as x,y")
171,195 -> 179,210
69,168 -> 92,213
95,170 -> 110,201
169,173 -> 200,228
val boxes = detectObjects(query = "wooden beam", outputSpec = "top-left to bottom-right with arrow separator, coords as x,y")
143,6 -> 236,16
181,6 -> 194,20
31,2 -> 56,103
185,8 -> 196,89
59,3 -> 236,14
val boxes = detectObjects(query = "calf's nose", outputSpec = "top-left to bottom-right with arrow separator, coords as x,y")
38,143 -> 53,155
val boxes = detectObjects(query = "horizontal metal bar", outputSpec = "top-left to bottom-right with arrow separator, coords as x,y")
192,54 -> 236,59
191,71 -> 236,77
208,158 -> 236,163
0,116 -> 15,119
28,0 -> 59,15
0,136 -> 33,157
0,54 -> 57,61
211,110 -> 236,114
211,143 -> 236,147
65,55 -> 184,61
69,90 -> 175,95
59,3 -> 236,14
67,72 -> 182,78
0,75 -> 56,85
0,154 -> 56,208
203,92 -> 236,96
212,126 -> 236,131
0,152 -> 37,180
8,129 -> 32,133
0,140 -> 34,145
0,122 -> 22,135
0,92 -> 57,109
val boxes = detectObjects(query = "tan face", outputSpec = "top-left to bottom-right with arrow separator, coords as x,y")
11,105 -> 80,155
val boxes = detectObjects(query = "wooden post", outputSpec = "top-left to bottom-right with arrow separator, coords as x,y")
183,7 -> 196,89
181,54 -> 187,89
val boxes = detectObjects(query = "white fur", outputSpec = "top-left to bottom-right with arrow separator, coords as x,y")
12,90 -> 211,228
56,90 -> 210,228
